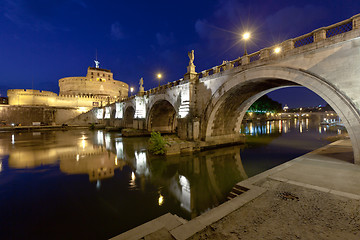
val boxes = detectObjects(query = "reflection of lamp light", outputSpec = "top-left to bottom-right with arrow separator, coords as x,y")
131,172 -> 135,181
158,194 -> 164,206
129,171 -> 136,188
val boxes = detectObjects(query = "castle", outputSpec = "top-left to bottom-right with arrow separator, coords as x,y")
7,63 -> 128,111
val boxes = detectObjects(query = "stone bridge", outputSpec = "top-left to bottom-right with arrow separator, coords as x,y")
74,14 -> 360,164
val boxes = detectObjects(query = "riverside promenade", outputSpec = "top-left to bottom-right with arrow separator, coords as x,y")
112,138 -> 360,240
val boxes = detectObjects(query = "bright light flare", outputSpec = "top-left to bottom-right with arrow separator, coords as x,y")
274,47 -> 281,54
242,32 -> 250,40
157,73 -> 162,79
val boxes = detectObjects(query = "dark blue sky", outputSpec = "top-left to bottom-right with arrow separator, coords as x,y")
1,0 -> 359,108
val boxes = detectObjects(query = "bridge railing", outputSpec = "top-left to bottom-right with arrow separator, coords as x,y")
198,13 -> 360,80
119,14 -> 360,101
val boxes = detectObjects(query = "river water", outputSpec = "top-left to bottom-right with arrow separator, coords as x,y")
0,117 -> 344,239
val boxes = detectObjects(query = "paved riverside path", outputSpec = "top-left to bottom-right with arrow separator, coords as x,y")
111,139 -> 360,240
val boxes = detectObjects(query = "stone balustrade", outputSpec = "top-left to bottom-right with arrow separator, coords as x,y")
194,13 -> 360,80
122,13 -> 360,100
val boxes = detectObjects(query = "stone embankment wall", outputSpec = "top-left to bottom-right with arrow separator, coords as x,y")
0,105 -> 85,126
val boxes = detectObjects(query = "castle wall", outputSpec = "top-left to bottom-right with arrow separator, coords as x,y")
7,89 -> 115,108
0,105 -> 89,126
58,67 -> 128,98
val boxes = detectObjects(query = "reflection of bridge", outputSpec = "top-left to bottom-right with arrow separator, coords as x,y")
72,14 -> 360,164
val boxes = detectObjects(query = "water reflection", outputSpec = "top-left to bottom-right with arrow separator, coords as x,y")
1,130 -> 247,220
241,117 -> 342,137
0,115 -> 344,239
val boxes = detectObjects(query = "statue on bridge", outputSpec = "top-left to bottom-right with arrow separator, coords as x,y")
186,50 -> 196,77
140,77 -> 144,88
139,77 -> 144,95
188,50 -> 195,66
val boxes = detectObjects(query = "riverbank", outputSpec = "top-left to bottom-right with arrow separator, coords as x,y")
111,138 -> 360,239
0,125 -> 89,132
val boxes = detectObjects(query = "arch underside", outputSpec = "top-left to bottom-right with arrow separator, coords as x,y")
124,107 -> 135,128
203,66 -> 360,164
148,100 -> 177,133
210,79 -> 298,136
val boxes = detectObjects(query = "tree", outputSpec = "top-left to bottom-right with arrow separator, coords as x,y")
248,95 -> 282,113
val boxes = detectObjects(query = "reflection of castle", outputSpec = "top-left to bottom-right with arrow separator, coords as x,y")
59,149 -> 124,181
6,131 -> 126,181
7,63 -> 128,109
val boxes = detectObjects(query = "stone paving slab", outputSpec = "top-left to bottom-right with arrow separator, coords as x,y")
110,213 -> 184,240
269,139 -> 360,196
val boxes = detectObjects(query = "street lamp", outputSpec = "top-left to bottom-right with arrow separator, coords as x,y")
242,32 -> 251,56
157,73 -> 162,87
130,87 -> 134,96
274,47 -> 281,54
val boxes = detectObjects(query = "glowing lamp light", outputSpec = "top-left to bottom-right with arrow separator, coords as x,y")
156,73 -> 162,87
242,32 -> 251,56
274,47 -> 281,54
242,32 -> 250,40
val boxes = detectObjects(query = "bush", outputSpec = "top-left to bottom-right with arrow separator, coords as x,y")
148,131 -> 167,155
89,123 -> 96,130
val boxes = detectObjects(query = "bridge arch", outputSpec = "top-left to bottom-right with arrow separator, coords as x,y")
147,98 -> 177,133
124,106 -> 135,128
202,66 -> 360,163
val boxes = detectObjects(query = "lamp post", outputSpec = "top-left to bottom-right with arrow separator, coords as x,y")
157,73 -> 162,87
242,32 -> 250,56
130,87 -> 134,96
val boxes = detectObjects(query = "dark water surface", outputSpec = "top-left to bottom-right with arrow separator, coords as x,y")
0,117 -> 344,239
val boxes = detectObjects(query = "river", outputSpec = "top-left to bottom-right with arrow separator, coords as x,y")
0,116 -> 344,239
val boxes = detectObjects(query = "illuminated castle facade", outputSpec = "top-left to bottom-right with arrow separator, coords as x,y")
7,64 -> 128,110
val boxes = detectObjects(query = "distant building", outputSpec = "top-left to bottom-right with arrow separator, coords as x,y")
7,65 -> 128,109
283,104 -> 289,112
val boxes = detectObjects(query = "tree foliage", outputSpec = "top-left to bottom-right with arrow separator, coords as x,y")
248,95 -> 282,113
148,131 -> 167,155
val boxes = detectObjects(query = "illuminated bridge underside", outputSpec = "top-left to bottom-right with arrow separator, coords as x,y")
209,79 -> 298,137
148,100 -> 177,133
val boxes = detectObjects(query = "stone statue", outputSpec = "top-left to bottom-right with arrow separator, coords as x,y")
139,77 -> 144,88
188,50 -> 194,66
139,77 -> 144,94
94,60 -> 100,68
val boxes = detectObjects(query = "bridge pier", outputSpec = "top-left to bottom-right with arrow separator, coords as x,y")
177,117 -> 201,141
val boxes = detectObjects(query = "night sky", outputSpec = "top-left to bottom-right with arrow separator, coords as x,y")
1,0 -> 359,108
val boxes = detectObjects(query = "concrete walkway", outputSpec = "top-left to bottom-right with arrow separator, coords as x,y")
111,139 -> 360,240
